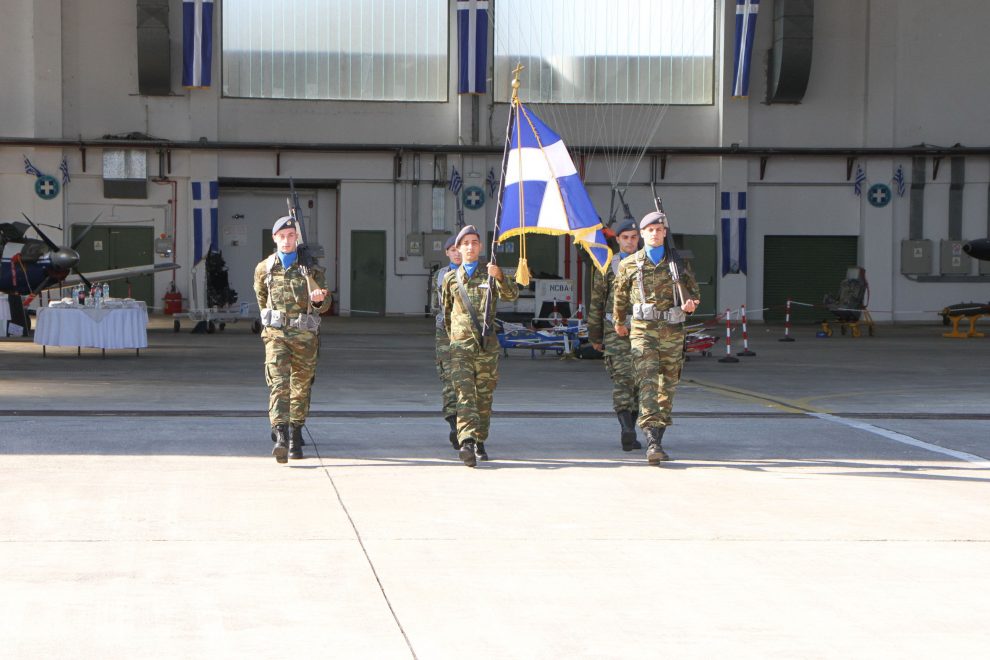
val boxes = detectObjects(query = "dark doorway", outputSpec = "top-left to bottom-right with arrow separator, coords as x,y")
764,235 -> 859,323
350,230 -> 386,316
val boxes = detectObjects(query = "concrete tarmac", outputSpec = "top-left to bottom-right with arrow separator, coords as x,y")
2,317 -> 989,659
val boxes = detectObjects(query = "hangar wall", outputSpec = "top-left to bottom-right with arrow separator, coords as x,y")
1,0 -> 988,321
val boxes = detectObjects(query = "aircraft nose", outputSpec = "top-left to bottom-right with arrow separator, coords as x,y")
51,247 -> 80,271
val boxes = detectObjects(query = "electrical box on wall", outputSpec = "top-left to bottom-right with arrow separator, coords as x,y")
939,239 -> 971,275
900,240 -> 931,275
406,232 -> 423,257
423,232 -> 451,268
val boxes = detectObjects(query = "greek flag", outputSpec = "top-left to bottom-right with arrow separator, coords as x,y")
191,180 -> 218,265
23,156 -> 43,178
721,192 -> 748,276
59,158 -> 70,185
449,166 -> 463,195
182,0 -> 214,88
893,164 -> 906,197
486,167 -> 497,197
457,0 -> 488,94
854,165 -> 866,196
732,0 -> 760,98
497,102 -> 611,273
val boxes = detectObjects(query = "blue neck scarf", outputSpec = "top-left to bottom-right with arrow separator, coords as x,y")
646,245 -> 666,265
620,251 -> 635,260
462,261 -> 479,278
278,251 -> 298,269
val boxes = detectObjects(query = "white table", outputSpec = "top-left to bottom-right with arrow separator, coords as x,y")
34,304 -> 149,357
0,293 -> 10,336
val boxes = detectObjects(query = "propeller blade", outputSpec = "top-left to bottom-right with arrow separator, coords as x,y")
20,213 -> 59,251
73,268 -> 93,289
70,212 -> 104,251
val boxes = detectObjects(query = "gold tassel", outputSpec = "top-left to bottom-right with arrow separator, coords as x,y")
515,257 -> 531,286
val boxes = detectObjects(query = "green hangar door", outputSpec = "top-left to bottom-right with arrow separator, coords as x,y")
350,230 -> 386,316
71,224 -> 155,307
763,236 -> 859,323
672,234 -> 717,319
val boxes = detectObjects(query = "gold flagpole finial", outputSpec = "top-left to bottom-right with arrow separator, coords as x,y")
510,63 -> 525,105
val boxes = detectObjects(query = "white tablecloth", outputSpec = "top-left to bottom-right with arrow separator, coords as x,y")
34,306 -> 149,349
0,293 -> 10,326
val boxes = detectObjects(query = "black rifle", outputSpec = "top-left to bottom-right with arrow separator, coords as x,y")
286,179 -> 323,295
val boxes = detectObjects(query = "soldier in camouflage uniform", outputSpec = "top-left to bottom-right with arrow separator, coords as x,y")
432,235 -> 462,449
440,225 -> 519,467
613,211 -> 700,464
588,218 -> 642,451
254,215 -> 328,464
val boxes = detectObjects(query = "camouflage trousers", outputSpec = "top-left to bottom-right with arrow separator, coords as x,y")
263,330 -> 319,426
435,330 -> 457,417
630,322 -> 686,429
602,325 -> 639,413
449,337 -> 501,443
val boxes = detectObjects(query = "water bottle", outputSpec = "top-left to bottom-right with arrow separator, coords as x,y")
102,283 -> 110,300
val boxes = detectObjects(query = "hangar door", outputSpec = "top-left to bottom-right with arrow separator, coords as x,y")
71,225 -> 155,307
763,236 -> 858,323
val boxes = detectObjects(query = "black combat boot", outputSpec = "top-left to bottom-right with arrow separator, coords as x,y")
617,410 -> 641,451
272,424 -> 290,464
474,442 -> 489,461
459,439 -> 478,467
445,414 -> 459,450
645,427 -> 670,465
289,424 -> 305,460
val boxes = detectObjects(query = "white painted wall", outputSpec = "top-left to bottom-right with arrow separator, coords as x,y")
2,0 -> 989,319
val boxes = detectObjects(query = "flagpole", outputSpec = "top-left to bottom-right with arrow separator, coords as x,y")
482,63 -> 524,335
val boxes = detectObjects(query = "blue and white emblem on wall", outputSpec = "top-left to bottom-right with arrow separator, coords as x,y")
867,183 -> 891,208
462,185 -> 485,210
35,175 -> 60,200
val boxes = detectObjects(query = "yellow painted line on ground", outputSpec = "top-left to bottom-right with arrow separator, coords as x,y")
686,378 -> 832,415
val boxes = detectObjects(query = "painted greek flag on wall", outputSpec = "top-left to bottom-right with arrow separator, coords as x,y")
457,0 -> 489,94
191,180 -> 218,265
721,191 -> 747,276
182,0 -> 214,87
497,102 -> 611,273
732,0 -> 760,97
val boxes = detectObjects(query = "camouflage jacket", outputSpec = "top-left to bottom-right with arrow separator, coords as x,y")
613,248 -> 700,326
254,253 -> 328,336
588,252 -> 634,345
441,264 -> 519,347
431,263 -> 456,332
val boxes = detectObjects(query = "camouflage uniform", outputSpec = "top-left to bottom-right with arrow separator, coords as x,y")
254,254 -> 328,428
613,249 -> 699,430
588,253 -> 639,413
431,264 -> 457,418
441,265 -> 518,446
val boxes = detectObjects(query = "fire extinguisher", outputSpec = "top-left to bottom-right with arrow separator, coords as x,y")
163,281 -> 182,315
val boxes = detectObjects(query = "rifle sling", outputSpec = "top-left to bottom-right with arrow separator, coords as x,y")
455,272 -> 490,340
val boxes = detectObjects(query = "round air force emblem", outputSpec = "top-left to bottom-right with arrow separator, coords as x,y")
462,186 -> 485,211
35,175 -> 61,200
867,183 -> 891,208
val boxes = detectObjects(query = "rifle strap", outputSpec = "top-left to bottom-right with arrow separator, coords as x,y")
455,271 -> 487,340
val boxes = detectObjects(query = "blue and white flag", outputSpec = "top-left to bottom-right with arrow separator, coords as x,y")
732,0 -> 760,98
449,166 -> 463,195
59,158 -> 71,185
457,0 -> 489,94
191,180 -> 218,265
892,164 -> 906,197
182,0 -> 214,88
486,167 -> 498,197
497,102 -> 611,274
854,165 -> 866,196
720,191 -> 747,276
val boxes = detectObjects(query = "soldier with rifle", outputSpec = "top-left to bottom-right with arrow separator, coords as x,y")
440,224 -> 518,467
612,208 -> 700,464
253,183 -> 329,463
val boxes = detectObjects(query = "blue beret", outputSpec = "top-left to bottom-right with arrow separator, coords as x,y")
614,218 -> 638,235
443,235 -> 457,251
640,211 -> 668,230
272,215 -> 297,235
455,224 -> 480,246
